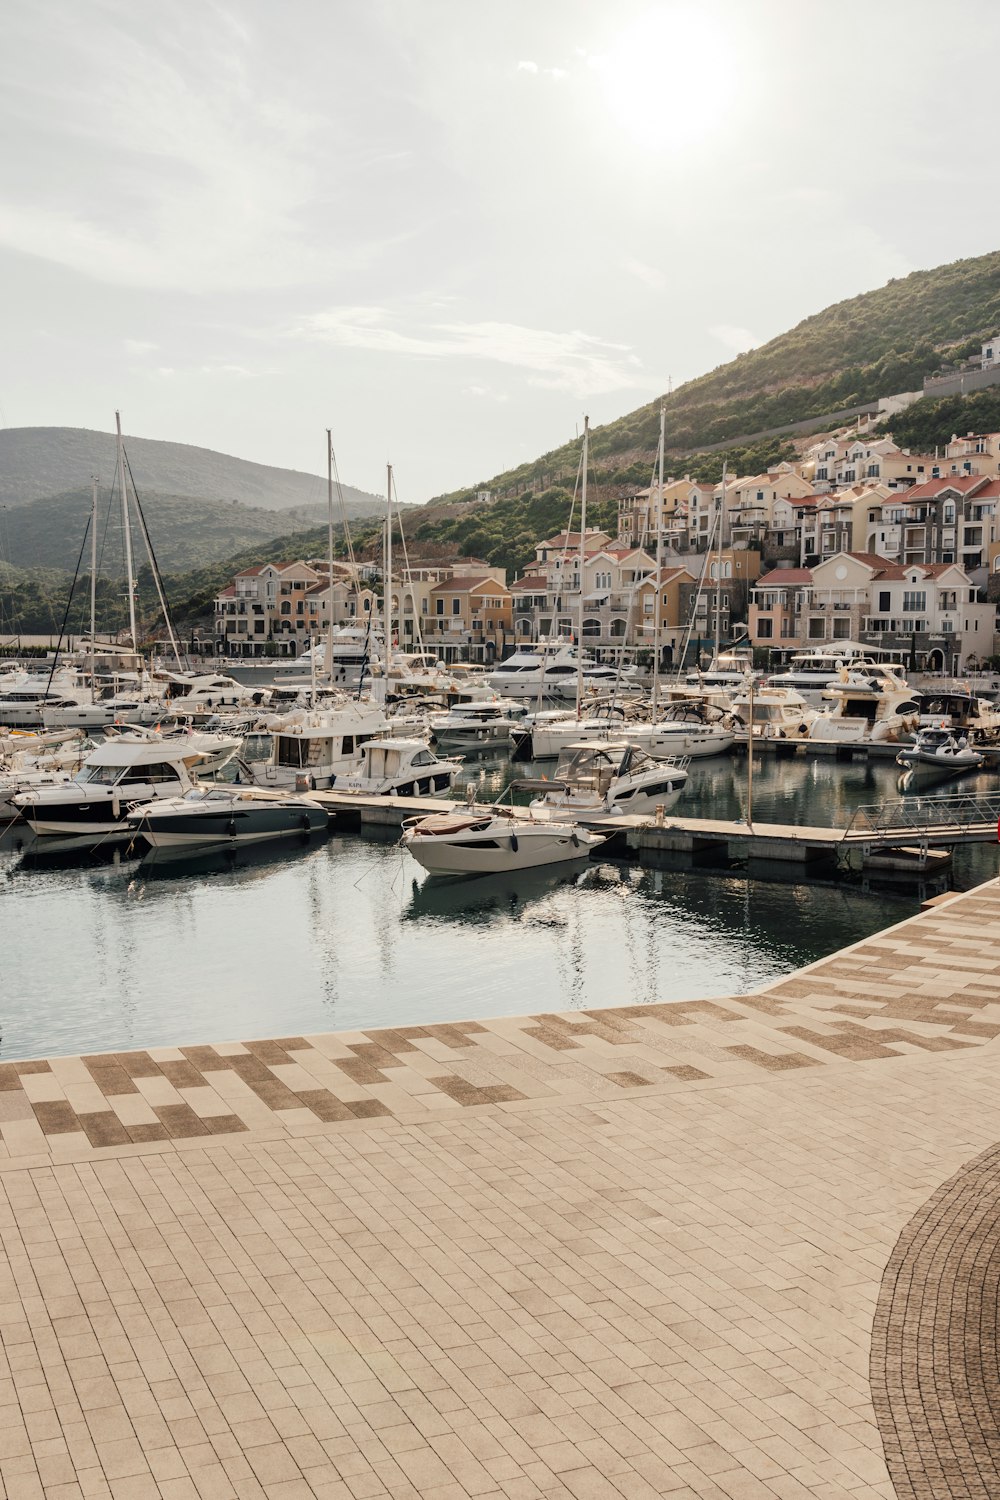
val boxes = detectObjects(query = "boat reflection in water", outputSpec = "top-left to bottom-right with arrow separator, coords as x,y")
403,860 -> 597,923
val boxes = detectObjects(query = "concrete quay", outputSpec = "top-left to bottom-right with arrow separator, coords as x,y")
2,879 -> 1000,1498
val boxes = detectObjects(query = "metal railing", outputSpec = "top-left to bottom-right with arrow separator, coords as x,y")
844,791 -> 1000,842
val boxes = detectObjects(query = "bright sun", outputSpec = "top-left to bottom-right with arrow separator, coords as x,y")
594,8 -> 736,152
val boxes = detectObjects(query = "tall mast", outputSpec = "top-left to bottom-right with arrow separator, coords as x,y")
115,410 -> 138,649
89,474 -> 98,703
326,429 -> 336,685
651,403 -> 665,713
575,415 -> 589,716
714,460 -> 727,666
385,463 -> 393,674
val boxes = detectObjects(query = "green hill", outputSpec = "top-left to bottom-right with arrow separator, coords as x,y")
0,489 -> 327,575
431,248 -> 1000,503
0,426 -> 384,516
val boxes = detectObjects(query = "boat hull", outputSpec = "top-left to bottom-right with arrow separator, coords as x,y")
134,804 -> 329,849
406,826 -> 601,876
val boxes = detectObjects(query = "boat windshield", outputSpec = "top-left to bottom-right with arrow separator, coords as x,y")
76,764 -> 125,785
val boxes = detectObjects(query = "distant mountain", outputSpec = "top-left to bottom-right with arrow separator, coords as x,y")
0,426 -> 384,515
0,488 -> 328,575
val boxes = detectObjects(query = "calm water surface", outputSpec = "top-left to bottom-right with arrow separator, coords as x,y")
2,748 -> 997,1060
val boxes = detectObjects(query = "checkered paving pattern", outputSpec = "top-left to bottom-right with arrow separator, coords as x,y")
0,878 -> 998,1497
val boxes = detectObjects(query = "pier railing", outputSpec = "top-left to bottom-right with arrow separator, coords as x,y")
844,792 -> 1000,845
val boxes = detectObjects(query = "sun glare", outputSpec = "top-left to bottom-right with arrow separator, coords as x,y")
594,8 -> 736,152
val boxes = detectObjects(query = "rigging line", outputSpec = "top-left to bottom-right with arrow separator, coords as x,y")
329,443 -> 357,572
390,471 -> 423,653
122,446 -> 183,669
45,512 -> 92,694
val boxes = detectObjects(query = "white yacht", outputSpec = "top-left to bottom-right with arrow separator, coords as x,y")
683,650 -> 757,692
530,741 -> 688,818
430,700 -> 529,752
809,665 -> 921,744
489,640 -> 637,700
767,647 -> 889,708
333,739 -> 462,798
730,686 -> 817,741
251,702 -> 391,790
402,807 -> 606,877
273,629 -> 381,688
11,739 -> 202,837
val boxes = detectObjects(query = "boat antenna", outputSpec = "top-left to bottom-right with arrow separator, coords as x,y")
651,403 -> 665,715
575,415 -> 589,718
385,463 -> 394,676
89,474 -> 98,704
115,410 -> 138,649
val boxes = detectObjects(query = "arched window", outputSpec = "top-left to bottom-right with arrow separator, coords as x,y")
609,618 -> 627,638
582,618 -> 601,637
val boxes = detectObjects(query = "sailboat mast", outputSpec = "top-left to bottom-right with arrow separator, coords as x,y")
89,474 -> 98,703
714,460 -> 727,665
651,403 -> 665,713
115,411 -> 138,650
326,429 -> 336,685
576,415 -> 589,716
385,463 -> 393,674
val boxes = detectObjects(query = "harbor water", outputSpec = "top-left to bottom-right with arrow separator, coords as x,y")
2,747 -> 998,1061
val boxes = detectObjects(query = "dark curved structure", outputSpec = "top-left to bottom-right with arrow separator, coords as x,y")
871,1142 -> 1000,1499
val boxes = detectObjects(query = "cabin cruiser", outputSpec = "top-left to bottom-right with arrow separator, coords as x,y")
0,672 -> 89,728
808,664 -> 921,744
530,741 -> 688,818
767,647 -> 888,708
40,693 -> 164,730
127,787 -> 328,849
0,729 -> 91,814
11,739 -> 203,837
103,723 -> 242,777
333,739 -> 462,798
912,690 -> 1000,741
683,650 -> 757,692
273,628 -> 382,688
430,699 -> 528,751
402,806 -> 607,877
730,686 -> 816,741
489,640 -> 638,700
158,671 -> 266,713
250,702 -> 391,790
896,726 -> 984,780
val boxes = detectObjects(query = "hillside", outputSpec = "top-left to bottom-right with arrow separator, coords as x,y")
430,247 -> 1000,503
0,489 -> 327,575
0,427 -> 384,516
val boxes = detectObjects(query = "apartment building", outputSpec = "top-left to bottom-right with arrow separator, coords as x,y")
426,577 -> 512,660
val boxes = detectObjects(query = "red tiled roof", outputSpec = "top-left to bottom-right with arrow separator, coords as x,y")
903,474 -> 989,499
236,566 -> 265,576
429,577 -> 508,595
754,569 -> 813,585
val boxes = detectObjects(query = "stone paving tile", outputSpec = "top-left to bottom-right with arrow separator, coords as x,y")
0,878 -> 999,1495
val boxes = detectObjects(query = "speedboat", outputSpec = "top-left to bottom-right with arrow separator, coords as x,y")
402,807 -> 607,877
896,727 -> 984,780
11,738 -> 202,837
529,741 -> 688,818
332,738 -> 462,797
127,787 -> 329,849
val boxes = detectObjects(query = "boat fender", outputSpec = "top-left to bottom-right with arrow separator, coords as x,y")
299,813 -> 311,831
571,831 -> 580,848
478,729 -> 487,740
227,818 -> 236,837
112,792 -> 120,820
510,832 -> 519,853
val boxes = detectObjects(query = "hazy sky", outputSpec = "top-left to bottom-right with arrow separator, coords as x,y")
4,0 -> 1000,502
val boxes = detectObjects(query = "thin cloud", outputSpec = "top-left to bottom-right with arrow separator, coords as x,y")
623,258 -> 665,292
711,323 -> 761,354
516,60 -> 539,73
297,307 -> 645,397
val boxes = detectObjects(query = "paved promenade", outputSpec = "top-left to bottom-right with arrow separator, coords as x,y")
2,881 -> 1000,1498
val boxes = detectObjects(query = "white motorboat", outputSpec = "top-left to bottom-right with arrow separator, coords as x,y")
333,739 -> 462,797
430,700 -> 528,751
273,628 -> 381,688
766,646 -> 882,708
489,640 -> 638,700
12,739 -> 203,837
402,807 -> 607,877
808,664 -> 921,745
527,707 -> 733,762
530,741 -> 688,818
731,686 -> 817,741
104,722 -> 242,777
39,693 -> 165,730
684,650 -> 757,692
251,702 -> 391,790
127,787 -> 329,849
896,727 -> 984,778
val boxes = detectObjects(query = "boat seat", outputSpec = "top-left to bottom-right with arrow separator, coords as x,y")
414,815 -> 493,836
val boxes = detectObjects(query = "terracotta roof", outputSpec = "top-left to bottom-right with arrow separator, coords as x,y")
217,585 -> 236,597
903,474 -> 989,499
510,577 -> 547,592
236,566 -> 265,577
429,577 -> 508,595
753,569 -> 813,586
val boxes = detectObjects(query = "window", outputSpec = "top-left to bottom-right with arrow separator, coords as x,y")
878,591 -> 891,612
452,598 -> 461,616
756,619 -> 773,638
832,618 -> 850,639
902,591 -> 926,613
436,599 -> 444,616
780,618 -> 793,638
808,618 -> 826,639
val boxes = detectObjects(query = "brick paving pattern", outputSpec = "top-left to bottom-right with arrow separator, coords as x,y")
0,878 -> 998,1496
